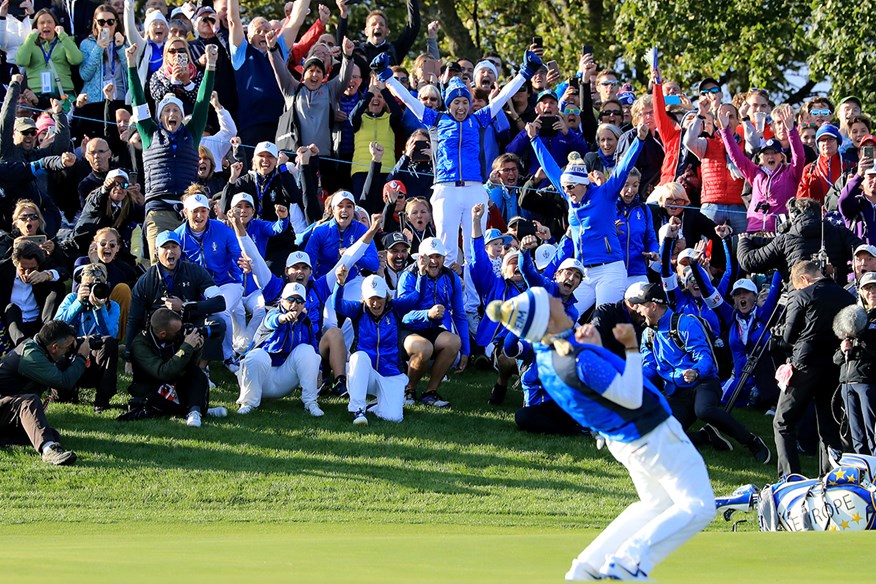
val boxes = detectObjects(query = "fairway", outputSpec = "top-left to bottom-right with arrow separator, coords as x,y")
0,369 -> 853,581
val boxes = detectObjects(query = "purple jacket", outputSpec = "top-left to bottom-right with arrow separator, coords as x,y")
838,173 -> 876,244
720,126 -> 805,232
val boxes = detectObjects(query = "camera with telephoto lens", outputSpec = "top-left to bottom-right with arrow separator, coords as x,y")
77,335 -> 104,351
82,281 -> 111,308
182,322 -> 222,340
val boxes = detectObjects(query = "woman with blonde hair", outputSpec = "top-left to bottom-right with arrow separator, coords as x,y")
2,199 -> 69,274
648,181 -> 724,271
147,36 -> 202,111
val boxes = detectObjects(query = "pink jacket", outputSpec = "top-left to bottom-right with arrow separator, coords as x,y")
720,126 -> 805,232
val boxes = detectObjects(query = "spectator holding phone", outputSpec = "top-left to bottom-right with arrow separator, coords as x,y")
148,37 -> 202,114
837,152 -> 876,245
78,5 -> 127,138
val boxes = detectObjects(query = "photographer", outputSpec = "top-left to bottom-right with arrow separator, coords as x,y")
125,231 -> 226,379
127,308 -> 223,428
0,320 -> 86,465
54,263 -> 120,412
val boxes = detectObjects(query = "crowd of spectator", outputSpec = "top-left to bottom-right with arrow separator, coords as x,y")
0,0 -> 873,480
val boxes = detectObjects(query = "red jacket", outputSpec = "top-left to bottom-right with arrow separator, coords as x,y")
700,134 -> 745,205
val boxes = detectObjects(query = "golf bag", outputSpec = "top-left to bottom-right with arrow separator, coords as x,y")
715,453 -> 876,531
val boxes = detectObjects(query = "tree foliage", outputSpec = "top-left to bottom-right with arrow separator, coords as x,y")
236,0 -> 875,108
808,0 -> 876,106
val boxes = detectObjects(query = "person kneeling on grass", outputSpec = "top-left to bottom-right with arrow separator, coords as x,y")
236,283 -> 323,417
125,308 -> 227,427
0,320 -> 89,465
333,268 -> 407,425
394,237 -> 469,408
486,288 -> 715,581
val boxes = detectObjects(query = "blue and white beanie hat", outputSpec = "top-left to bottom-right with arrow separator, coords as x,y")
443,76 -> 472,105
486,287 -> 551,343
560,152 -> 590,187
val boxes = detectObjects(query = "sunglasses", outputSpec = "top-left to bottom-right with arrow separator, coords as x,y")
201,16 -> 216,24
600,109 -> 622,117
811,109 -> 832,116
800,122 -> 818,129
284,297 -> 305,304
98,241 -> 118,249
96,18 -> 116,26
598,80 -> 619,86
563,107 -> 581,115
168,48 -> 187,55
562,183 -> 582,191
395,76 -> 409,84
19,129 -> 37,137
18,213 -> 39,221
700,87 -> 721,95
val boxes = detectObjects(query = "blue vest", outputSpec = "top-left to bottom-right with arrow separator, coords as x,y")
235,43 -> 284,127
142,126 -> 200,204
535,342 -> 670,443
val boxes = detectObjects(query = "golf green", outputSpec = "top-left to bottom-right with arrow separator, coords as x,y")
0,522 -> 871,582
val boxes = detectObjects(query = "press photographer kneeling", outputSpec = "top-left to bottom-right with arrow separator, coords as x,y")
124,308 -> 227,427
54,263 -> 120,412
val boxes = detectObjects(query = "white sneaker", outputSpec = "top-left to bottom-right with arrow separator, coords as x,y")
565,559 -> 601,581
352,409 -> 368,425
207,407 -> 227,417
305,402 -> 324,417
186,410 -> 202,427
599,560 -> 651,581
237,404 -> 254,415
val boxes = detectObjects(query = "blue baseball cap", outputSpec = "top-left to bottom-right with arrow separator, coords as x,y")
156,230 -> 182,248
536,89 -> 558,104
484,228 -> 512,246
760,138 -> 783,154
815,124 -> 842,143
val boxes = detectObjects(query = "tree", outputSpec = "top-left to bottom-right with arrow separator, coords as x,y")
809,1 -> 876,107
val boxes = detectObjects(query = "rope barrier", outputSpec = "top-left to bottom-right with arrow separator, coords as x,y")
19,103 -> 787,219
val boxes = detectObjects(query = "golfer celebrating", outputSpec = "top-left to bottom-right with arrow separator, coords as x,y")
486,288 -> 714,581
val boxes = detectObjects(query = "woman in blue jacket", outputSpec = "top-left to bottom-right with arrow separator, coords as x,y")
530,120 -> 648,312
374,49 -> 542,311
470,203 -> 527,405
174,192 -> 242,366
304,191 -> 380,284
334,270 -> 407,425
614,168 -> 658,286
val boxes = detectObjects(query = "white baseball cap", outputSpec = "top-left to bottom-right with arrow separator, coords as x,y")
331,191 -> 356,209
183,193 -> 210,211
285,250 -> 312,268
419,237 -> 448,257
534,243 -> 557,271
281,282 -> 307,300
230,192 -> 255,208
557,257 -> 585,276
731,278 -> 758,295
254,141 -> 279,158
106,169 -> 129,183
624,281 -> 648,303
854,244 -> 876,258
677,248 -> 699,266
361,275 -> 389,299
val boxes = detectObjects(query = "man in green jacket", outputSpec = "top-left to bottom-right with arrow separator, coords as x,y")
126,307 -> 225,428
0,320 -> 86,465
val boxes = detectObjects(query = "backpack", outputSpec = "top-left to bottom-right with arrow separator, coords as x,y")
644,312 -> 719,371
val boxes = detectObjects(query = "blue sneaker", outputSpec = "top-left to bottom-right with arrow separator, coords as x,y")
420,392 -> 451,408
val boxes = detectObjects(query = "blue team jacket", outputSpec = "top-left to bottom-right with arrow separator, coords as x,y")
641,308 -> 719,395
174,219 -> 242,286
333,282 -> 404,376
395,265 -> 470,356
470,235 -> 527,346
304,219 -> 379,281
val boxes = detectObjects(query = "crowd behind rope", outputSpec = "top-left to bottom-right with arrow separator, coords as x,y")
0,0 -> 874,479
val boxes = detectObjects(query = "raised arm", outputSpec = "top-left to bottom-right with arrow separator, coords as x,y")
228,0 -> 244,49
124,0 -> 145,50
390,0 -> 421,59
718,107 -> 759,183
281,0 -> 310,51
683,105 -> 709,160
267,29 -> 297,94
487,51 -> 542,119
187,47 -> 217,147
125,43 -> 157,143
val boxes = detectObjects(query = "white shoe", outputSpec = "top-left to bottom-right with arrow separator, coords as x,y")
186,410 -> 202,427
352,409 -> 368,425
565,559 -> 601,581
305,402 -> 324,417
207,407 -> 227,417
599,560 -> 651,581
237,404 -> 254,415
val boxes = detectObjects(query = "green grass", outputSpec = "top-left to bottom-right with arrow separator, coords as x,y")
0,367 -> 830,581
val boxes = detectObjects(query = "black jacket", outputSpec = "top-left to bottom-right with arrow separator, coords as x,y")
589,300 -> 643,359
834,310 -> 876,384
780,277 -> 854,368
649,205 -> 724,270
220,164 -> 320,225
125,260 -> 226,354
738,209 -> 862,283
